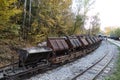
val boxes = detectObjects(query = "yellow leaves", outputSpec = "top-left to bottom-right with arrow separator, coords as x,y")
36,34 -> 45,38
8,0 -> 17,4
39,14 -> 56,27
39,14 -> 45,19
49,18 -> 55,24
0,0 -> 22,31
47,18 -> 56,26
31,21 -> 38,33
32,21 -> 38,28
32,0 -> 74,37
41,27 -> 49,33
56,15 -> 62,22
34,34 -> 46,43
13,9 -> 22,14
105,27 -> 112,35
0,26 -> 5,30
0,0 -> 17,8
47,21 -> 53,27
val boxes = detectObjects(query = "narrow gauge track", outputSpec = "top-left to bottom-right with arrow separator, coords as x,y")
0,62 -> 18,72
0,51 -> 87,80
0,60 -> 59,80
3,50 -> 110,80
0,48 -> 101,80
0,62 -> 18,78
0,48 -> 104,80
71,50 -> 114,80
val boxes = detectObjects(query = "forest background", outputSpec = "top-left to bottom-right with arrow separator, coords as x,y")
0,0 -> 100,66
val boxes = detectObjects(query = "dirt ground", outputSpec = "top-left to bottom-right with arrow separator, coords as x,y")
0,39 -> 32,67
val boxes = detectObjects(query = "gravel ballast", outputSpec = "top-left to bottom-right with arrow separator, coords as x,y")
27,41 -> 118,80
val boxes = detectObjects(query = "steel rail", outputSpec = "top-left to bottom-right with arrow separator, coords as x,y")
71,51 -> 111,80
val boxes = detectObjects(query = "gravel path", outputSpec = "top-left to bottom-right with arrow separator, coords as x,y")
108,39 -> 120,47
27,41 -> 118,80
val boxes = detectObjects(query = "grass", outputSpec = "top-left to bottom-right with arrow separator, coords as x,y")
105,41 -> 120,80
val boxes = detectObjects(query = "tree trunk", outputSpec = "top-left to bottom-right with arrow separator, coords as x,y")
29,0 -> 32,32
22,0 -> 27,40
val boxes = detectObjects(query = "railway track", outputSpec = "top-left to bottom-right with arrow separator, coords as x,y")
1,63 -> 59,80
0,41 -> 109,80
0,52 -> 112,80
0,49 -> 112,80
0,47 -> 110,80
19,41 -> 115,80
71,49 -> 114,80
0,62 -> 18,71
0,53 -> 83,80
0,51 -> 98,80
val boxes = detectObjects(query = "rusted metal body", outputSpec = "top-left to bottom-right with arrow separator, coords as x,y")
77,36 -> 89,47
47,37 -> 69,64
18,46 -> 52,67
17,35 -> 102,66
65,36 -> 83,60
65,36 -> 82,51
47,37 -> 69,52
77,35 -> 90,53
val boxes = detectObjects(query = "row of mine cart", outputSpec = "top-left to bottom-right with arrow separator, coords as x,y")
18,35 -> 102,68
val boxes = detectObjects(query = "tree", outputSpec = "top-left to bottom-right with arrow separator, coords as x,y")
73,14 -> 84,34
28,0 -> 73,42
90,14 -> 100,35
72,0 -> 95,34
110,28 -> 120,37
0,0 -> 21,38
0,0 -> 97,43
104,26 -> 112,35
